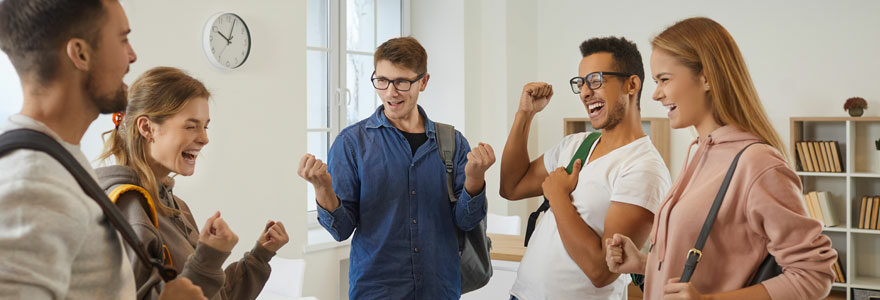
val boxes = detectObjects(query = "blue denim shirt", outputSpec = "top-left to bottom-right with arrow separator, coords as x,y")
317,106 -> 488,300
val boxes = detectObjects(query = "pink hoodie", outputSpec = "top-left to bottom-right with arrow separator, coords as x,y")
643,125 -> 837,300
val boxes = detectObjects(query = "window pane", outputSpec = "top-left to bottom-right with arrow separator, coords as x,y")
307,50 -> 329,128
307,0 -> 329,47
376,0 -> 401,46
306,131 -> 329,211
346,54 -> 377,125
0,54 -> 23,122
346,0 -> 375,52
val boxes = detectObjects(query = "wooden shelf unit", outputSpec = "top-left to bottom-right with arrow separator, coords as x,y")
563,117 -> 670,168
790,117 -> 880,299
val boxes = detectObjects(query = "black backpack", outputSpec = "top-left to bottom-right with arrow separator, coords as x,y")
434,123 -> 493,294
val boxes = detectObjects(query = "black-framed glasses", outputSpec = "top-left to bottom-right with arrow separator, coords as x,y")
569,72 -> 631,94
371,72 -> 426,91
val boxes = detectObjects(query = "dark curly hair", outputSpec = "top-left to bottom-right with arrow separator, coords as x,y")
579,36 -> 645,109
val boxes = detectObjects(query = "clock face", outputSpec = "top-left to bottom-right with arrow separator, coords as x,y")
203,13 -> 251,69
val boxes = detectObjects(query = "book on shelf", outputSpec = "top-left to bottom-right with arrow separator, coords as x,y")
816,191 -> 838,227
795,142 -> 811,172
821,142 -> 833,172
813,142 -> 827,172
804,193 -> 819,222
866,196 -> 875,229
794,141 -> 843,173
859,196 -> 880,230
803,191 -> 839,227
831,257 -> 846,283
873,196 -> 880,230
807,142 -> 820,172
828,141 -> 843,172
860,196 -> 868,229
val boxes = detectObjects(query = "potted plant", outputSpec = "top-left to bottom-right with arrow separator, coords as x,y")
844,97 -> 868,117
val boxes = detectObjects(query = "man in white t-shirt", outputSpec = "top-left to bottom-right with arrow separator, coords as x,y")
499,36 -> 671,299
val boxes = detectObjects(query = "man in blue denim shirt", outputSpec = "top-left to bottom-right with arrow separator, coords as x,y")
297,37 -> 495,299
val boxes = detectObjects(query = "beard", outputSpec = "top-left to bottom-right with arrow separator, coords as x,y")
594,97 -> 626,131
85,71 -> 127,114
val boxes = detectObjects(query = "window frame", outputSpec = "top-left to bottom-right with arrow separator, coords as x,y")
306,0 -> 410,224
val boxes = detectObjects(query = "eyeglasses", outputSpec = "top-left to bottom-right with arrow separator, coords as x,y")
371,72 -> 426,91
569,72 -> 631,94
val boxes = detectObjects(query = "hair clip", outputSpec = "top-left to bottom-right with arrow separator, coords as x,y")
112,112 -> 125,128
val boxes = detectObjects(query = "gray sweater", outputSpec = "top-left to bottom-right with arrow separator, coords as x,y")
0,114 -> 136,299
96,165 -> 274,300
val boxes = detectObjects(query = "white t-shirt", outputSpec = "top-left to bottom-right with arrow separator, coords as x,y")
510,133 -> 671,300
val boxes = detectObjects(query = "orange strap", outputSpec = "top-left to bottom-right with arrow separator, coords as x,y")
108,184 -> 174,267
162,245 -> 174,268
108,184 -> 159,228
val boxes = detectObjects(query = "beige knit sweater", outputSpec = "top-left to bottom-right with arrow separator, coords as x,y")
0,114 -> 137,299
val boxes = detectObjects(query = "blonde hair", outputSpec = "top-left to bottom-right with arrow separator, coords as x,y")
652,17 -> 787,159
100,66 -> 210,215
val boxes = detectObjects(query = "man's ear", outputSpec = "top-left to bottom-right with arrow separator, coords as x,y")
136,116 -> 154,141
65,38 -> 92,72
418,73 -> 430,92
627,75 -> 642,97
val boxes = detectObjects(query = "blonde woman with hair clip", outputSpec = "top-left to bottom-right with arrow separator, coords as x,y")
605,17 -> 837,300
96,66 -> 289,300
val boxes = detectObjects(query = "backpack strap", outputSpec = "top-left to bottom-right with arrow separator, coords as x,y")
435,122 -> 457,203
0,129 -> 178,281
679,142 -> 763,282
108,184 -> 159,228
524,131 -> 600,247
435,122 -> 470,252
107,183 -> 175,267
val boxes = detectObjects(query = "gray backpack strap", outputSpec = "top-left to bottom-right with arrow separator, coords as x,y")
435,122 -> 457,203
433,122 -> 493,294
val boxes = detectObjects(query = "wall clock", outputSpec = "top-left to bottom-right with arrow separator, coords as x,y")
203,12 -> 251,69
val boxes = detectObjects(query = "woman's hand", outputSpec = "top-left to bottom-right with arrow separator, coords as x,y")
663,278 -> 707,300
258,220 -> 290,252
199,211 -> 239,252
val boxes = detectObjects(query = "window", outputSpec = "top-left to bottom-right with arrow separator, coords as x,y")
306,0 -> 407,212
0,55 -> 23,123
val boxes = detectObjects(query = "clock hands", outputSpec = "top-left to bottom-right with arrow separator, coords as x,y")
216,30 -> 231,44
214,17 -> 237,45
228,19 -> 236,41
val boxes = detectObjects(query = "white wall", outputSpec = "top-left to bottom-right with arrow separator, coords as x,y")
119,0 -> 308,267
410,0 -> 466,132
0,55 -> 23,121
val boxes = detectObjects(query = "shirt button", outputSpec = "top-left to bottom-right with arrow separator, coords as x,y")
412,219 -> 417,224
414,247 -> 419,253
411,190 -> 416,195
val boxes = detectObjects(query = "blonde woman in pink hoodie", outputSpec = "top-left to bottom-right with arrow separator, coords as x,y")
605,17 -> 837,300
